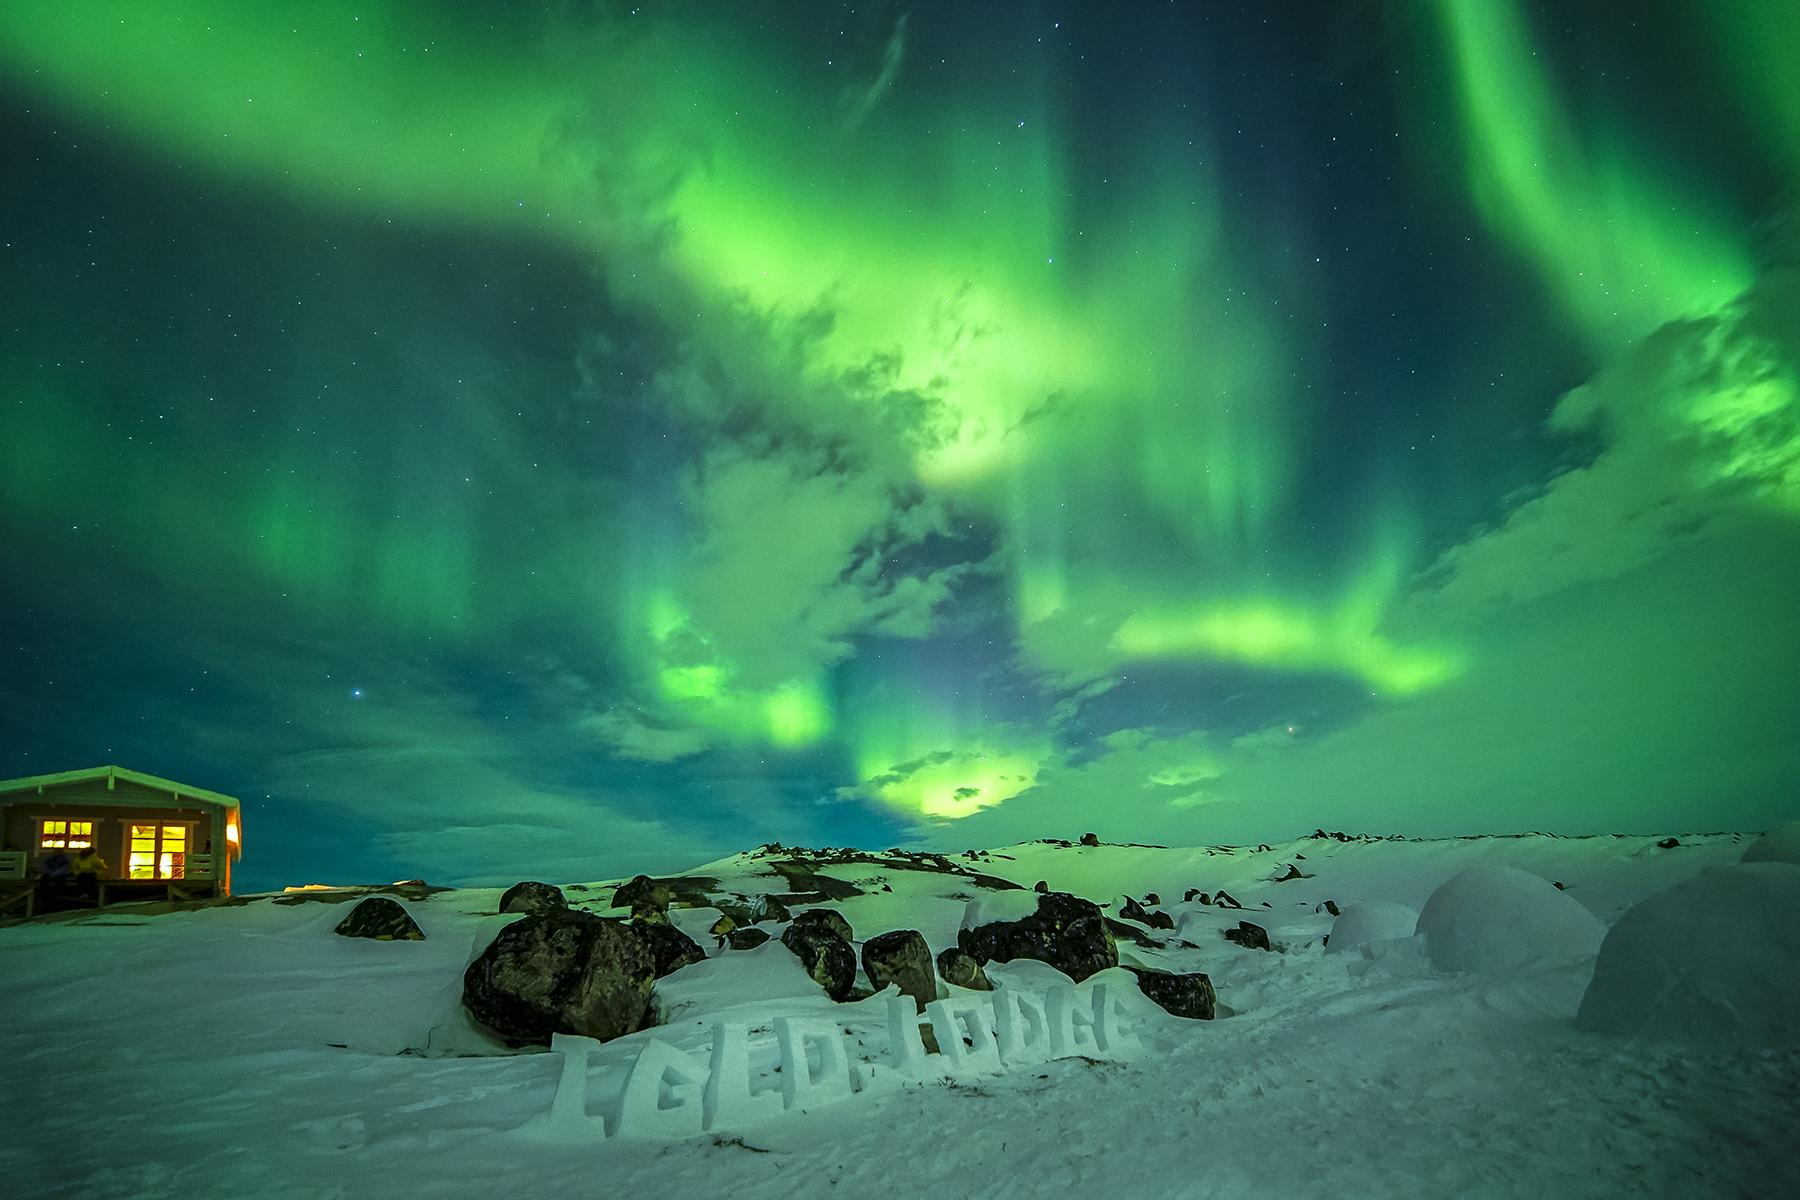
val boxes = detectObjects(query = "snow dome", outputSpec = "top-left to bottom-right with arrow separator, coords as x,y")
1576,862 -> 1800,1047
1414,866 -> 1606,974
1325,901 -> 1419,955
1740,820 -> 1800,866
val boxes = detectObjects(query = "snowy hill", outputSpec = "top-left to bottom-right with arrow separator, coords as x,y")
2,830 -> 1794,1199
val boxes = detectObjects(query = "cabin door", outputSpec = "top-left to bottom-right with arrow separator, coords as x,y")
126,824 -> 190,880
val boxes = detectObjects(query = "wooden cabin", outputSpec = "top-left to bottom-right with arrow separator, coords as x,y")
0,765 -> 243,919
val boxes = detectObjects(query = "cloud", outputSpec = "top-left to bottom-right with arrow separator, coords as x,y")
1409,264 -> 1800,627
841,13 -> 909,133
584,708 -> 713,763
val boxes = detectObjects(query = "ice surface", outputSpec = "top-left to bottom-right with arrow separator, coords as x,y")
1325,900 -> 1419,955
1415,865 -> 1606,974
1577,862 -> 1800,1047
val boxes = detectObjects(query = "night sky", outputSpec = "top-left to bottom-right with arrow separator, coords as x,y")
3,2 -> 1797,892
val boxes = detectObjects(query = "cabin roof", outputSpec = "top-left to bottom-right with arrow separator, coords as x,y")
0,765 -> 240,810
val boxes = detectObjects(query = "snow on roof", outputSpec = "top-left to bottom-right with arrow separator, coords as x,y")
0,764 -> 240,809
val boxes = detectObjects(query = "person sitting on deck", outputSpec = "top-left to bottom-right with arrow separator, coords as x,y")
39,847 -> 73,896
70,845 -> 108,901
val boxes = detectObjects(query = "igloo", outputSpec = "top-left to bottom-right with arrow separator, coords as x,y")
1741,820 -> 1800,866
1414,866 -> 1605,974
1325,901 -> 1419,955
1576,862 -> 1800,1047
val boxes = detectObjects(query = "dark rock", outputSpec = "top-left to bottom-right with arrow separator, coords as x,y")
498,881 -> 567,916
1318,899 -> 1341,916
1119,895 -> 1176,930
1223,921 -> 1272,952
710,913 -> 736,939
1213,890 -> 1243,910
958,891 -> 1117,982
1185,888 -> 1206,904
334,896 -> 424,941
1127,967 -> 1216,1020
1143,892 -> 1161,906
1274,863 -> 1309,883
462,911 -> 654,1047
936,946 -> 992,990
727,927 -> 771,951
781,916 -> 857,1000
1657,837 -> 1681,849
1553,881 -> 1567,890
612,874 -> 670,916
635,919 -> 706,977
1256,843 -> 1272,853
1080,832 -> 1100,847
1034,880 -> 1049,893
862,929 -> 937,1011
790,908 -> 853,942
750,893 -> 791,924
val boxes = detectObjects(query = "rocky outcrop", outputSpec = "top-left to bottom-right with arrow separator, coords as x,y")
1127,967 -> 1216,1019
1080,832 -> 1100,847
750,893 -> 791,924
498,881 -> 566,916
333,896 -> 424,941
634,919 -> 706,977
1119,896 -> 1175,930
780,911 -> 857,1000
1223,921 -> 1272,952
862,929 -> 936,1011
462,911 -> 654,1047
958,891 -> 1117,982
936,946 -> 993,990
612,874 -> 670,918
791,908 -> 853,942
727,927 -> 770,951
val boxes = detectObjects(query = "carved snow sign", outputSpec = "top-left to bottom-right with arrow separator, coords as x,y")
527,979 -> 1143,1140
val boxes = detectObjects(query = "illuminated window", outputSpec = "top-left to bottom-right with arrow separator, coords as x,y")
128,824 -> 189,880
38,820 -> 94,851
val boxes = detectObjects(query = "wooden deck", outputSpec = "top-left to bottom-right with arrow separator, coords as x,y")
0,876 -> 221,920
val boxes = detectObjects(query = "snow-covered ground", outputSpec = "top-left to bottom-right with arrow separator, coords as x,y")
2,831 -> 1795,1199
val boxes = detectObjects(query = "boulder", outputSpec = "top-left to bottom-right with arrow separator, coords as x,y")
334,896 -> 424,941
612,874 -> 670,916
727,927 -> 771,951
1273,863 -> 1309,882
1223,921 -> 1272,952
1119,895 -> 1175,931
862,929 -> 937,1011
936,946 -> 993,991
750,893 -> 791,924
790,907 -> 853,942
781,916 -> 857,1000
1213,890 -> 1243,909
1656,837 -> 1681,849
958,891 -> 1117,982
1185,888 -> 1205,903
1143,892 -> 1160,906
709,913 -> 736,939
498,881 -> 566,916
634,919 -> 706,977
1128,967 -> 1216,1019
462,911 -> 654,1047
1034,880 -> 1049,894
1079,832 -> 1100,847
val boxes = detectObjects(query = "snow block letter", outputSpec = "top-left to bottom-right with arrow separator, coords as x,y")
703,1021 -> 782,1130
992,985 -> 1053,1066
614,1039 -> 710,1139
774,1016 -> 854,1111
540,1033 -> 603,1136
925,996 -> 1002,1074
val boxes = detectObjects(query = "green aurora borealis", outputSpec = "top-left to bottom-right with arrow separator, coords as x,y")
2,1 -> 1797,887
